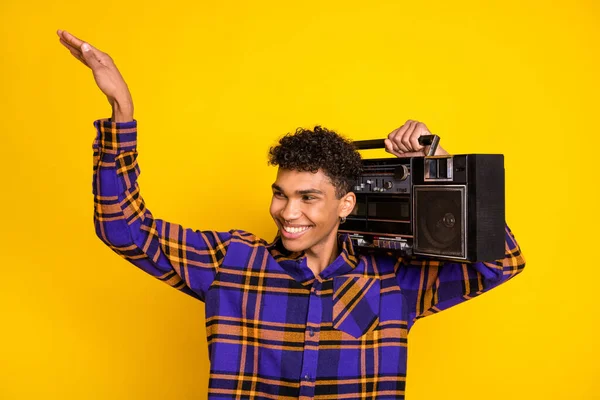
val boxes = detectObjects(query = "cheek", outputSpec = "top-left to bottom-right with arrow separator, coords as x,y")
269,199 -> 277,217
269,197 -> 283,218
306,202 -> 337,225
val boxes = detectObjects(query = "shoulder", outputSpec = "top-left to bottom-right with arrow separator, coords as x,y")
228,229 -> 269,248
357,251 -> 401,278
220,230 -> 271,268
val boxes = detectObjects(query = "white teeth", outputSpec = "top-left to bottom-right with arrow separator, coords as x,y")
283,226 -> 309,234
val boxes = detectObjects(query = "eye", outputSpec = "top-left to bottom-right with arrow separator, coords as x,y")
273,191 -> 286,199
302,195 -> 317,202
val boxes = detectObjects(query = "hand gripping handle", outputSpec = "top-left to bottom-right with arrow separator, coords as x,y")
353,134 -> 440,156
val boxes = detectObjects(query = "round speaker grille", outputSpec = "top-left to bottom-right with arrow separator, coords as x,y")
415,186 -> 465,257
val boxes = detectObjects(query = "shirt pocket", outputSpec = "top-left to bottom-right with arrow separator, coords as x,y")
332,276 -> 380,339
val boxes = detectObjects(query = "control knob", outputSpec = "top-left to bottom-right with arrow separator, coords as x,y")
394,165 -> 410,181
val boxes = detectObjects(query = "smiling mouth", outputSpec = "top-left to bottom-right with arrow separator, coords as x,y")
283,225 -> 311,234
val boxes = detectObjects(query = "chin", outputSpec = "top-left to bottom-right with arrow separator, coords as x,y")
281,238 -> 308,253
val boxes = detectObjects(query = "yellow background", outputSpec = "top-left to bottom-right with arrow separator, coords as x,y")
1,0 -> 598,399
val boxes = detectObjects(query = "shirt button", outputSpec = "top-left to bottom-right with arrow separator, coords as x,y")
303,374 -> 311,381
308,328 -> 315,337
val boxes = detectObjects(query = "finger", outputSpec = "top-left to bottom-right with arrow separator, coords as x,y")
384,138 -> 396,154
60,30 -> 106,63
384,139 -> 406,157
398,151 -> 425,158
388,121 -> 411,143
385,140 -> 424,158
386,128 -> 399,152
395,120 -> 416,152
69,50 -> 89,67
388,126 -> 409,152
79,43 -> 103,68
400,120 -> 418,152
416,122 -> 434,155
386,126 -> 399,140
59,30 -> 86,49
59,36 -> 90,67
396,138 -> 409,153
59,38 -> 81,56
409,122 -> 428,153
387,129 -> 400,152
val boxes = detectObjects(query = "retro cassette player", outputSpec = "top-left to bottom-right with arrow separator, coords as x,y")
339,136 -> 505,262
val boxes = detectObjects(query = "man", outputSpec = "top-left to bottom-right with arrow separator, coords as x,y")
57,30 -> 525,399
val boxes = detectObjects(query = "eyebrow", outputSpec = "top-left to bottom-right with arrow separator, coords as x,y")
271,184 -> 325,196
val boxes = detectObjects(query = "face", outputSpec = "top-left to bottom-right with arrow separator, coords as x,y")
270,168 -> 355,254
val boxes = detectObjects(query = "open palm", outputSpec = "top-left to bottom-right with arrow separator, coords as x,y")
57,30 -> 133,121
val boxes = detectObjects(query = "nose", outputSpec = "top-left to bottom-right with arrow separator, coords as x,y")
280,198 -> 301,221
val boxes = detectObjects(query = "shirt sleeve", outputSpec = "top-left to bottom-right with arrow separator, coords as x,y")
396,224 -> 525,330
92,119 -> 232,301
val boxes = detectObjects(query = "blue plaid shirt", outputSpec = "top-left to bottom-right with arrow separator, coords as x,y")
92,119 -> 525,399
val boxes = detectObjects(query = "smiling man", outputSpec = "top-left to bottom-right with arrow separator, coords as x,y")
268,126 -> 361,276
58,29 -> 525,399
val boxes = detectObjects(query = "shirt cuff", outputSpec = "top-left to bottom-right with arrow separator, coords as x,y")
92,118 -> 137,152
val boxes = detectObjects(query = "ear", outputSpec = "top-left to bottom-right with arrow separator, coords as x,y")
338,191 -> 356,219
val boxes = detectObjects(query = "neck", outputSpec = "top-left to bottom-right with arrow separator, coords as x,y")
305,228 -> 340,276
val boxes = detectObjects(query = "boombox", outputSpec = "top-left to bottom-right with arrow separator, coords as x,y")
339,136 -> 505,262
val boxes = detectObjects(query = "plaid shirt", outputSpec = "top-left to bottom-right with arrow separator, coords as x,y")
92,119 -> 525,399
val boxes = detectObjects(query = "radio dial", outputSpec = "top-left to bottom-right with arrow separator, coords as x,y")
394,165 -> 410,181
384,181 -> 393,189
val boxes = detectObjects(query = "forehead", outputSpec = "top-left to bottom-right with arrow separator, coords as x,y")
273,168 -> 335,192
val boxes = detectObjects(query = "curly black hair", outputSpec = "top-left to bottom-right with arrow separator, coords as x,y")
268,126 -> 363,198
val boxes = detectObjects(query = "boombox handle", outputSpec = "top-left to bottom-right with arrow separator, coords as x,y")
353,135 -> 440,156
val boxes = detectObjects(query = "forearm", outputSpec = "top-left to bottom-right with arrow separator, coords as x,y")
92,119 -> 148,247
400,223 -> 526,327
91,119 -> 229,300
91,119 -> 198,296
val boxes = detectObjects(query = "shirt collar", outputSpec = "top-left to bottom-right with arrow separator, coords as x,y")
267,233 -> 360,284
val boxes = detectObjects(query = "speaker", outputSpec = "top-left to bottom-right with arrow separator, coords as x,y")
411,154 -> 505,261
413,186 -> 466,258
343,137 -> 506,262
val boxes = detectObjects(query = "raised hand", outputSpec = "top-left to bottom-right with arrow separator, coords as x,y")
384,120 -> 448,157
57,30 -> 134,122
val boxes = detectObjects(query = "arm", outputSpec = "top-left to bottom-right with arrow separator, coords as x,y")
397,225 -> 525,329
92,119 -> 231,301
58,30 -> 230,300
385,120 -> 525,328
